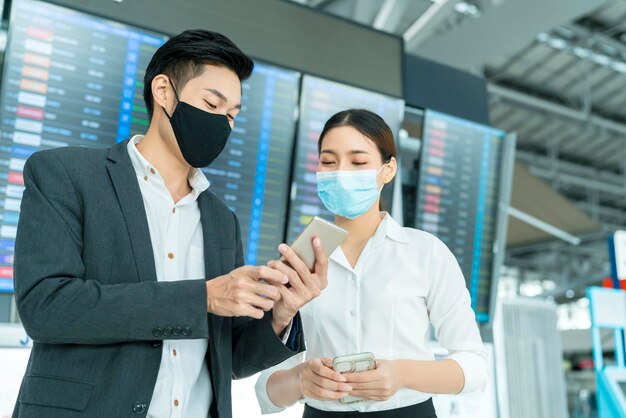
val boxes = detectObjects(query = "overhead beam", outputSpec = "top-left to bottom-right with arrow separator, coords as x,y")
575,201 -> 626,223
412,0 -> 609,71
516,150 -> 626,198
527,166 -> 625,196
373,0 -> 408,33
353,0 -> 379,25
489,83 -> 626,136
311,0 -> 336,7
508,230 -> 607,256
403,0 -> 459,51
508,206 -> 582,246
373,0 -> 397,30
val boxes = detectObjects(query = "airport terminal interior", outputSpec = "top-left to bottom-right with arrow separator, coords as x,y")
2,0 -> 626,417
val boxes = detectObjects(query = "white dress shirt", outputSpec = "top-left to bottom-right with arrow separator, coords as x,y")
256,213 -> 488,413
128,136 -> 212,418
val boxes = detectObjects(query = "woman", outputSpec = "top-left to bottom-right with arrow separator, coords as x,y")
256,109 -> 487,418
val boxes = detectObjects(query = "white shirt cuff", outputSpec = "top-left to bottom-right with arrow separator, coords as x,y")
448,350 -> 489,394
255,367 -> 288,414
255,351 -> 305,414
280,319 -> 294,345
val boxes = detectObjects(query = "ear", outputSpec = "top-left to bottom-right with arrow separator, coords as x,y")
151,74 -> 171,115
383,156 -> 397,184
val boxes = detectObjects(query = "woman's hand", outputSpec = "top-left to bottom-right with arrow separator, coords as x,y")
343,360 -> 404,401
267,237 -> 328,334
299,358 -> 352,401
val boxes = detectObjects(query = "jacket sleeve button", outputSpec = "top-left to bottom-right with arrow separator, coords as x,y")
132,401 -> 147,414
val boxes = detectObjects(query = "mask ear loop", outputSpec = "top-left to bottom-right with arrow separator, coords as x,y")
161,77 -> 181,119
376,164 -> 388,193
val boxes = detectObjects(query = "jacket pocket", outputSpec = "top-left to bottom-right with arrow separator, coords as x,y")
20,374 -> 94,411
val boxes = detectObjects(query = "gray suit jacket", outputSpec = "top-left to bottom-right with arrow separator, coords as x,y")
12,140 -> 303,418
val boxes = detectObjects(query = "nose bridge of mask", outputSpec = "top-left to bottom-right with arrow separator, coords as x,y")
316,169 -> 376,192
341,165 -> 386,190
317,164 -> 386,185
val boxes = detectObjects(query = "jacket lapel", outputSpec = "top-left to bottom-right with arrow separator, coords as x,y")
198,191 -> 226,378
106,140 -> 157,283
197,191 -> 223,283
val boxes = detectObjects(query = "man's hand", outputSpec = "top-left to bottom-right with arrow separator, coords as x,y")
267,236 -> 328,333
205,265 -> 288,319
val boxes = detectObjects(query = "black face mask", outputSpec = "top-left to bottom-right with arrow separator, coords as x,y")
162,84 -> 232,168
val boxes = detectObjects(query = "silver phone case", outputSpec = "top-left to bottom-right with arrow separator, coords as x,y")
280,216 -> 348,271
332,352 -> 376,404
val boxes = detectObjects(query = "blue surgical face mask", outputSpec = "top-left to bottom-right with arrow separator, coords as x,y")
316,166 -> 385,219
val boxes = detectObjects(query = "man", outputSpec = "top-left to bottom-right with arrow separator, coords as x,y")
12,29 -> 327,418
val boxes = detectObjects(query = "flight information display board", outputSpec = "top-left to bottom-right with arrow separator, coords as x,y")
0,0 -> 300,291
204,63 -> 300,266
286,75 -> 404,243
415,110 -> 505,323
0,0 -> 167,292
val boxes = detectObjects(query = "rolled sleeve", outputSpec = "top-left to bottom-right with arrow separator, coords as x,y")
255,352 -> 305,414
426,237 -> 489,394
448,349 -> 488,393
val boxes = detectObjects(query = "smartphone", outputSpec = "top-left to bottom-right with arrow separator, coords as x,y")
332,352 -> 376,405
280,217 -> 348,271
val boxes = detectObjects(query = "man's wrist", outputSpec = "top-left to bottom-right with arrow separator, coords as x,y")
205,281 -> 214,313
271,312 -> 293,336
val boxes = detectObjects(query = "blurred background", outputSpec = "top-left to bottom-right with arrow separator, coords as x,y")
3,0 -> 626,417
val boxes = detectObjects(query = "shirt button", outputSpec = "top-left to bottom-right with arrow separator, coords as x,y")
172,207 -> 176,214
149,168 -> 156,175
173,349 -> 177,357
174,399 -> 180,407
168,253 -> 174,259
132,401 -> 147,414
143,176 -> 148,182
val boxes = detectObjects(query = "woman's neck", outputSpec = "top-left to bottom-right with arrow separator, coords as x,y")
335,205 -> 384,267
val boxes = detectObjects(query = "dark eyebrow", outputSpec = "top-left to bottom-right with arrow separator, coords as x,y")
205,88 -> 242,110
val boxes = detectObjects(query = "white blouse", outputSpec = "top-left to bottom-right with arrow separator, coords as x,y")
255,213 -> 488,413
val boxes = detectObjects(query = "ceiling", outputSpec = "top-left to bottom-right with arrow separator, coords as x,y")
287,0 -> 626,300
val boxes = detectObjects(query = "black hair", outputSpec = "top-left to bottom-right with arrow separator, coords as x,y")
318,109 -> 396,163
143,29 -> 254,119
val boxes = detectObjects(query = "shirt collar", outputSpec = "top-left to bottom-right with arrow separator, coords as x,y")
127,135 -> 210,198
372,212 -> 410,247
329,212 -> 410,269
